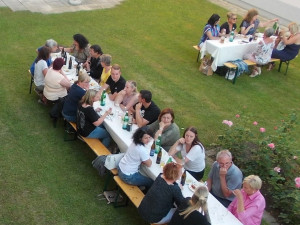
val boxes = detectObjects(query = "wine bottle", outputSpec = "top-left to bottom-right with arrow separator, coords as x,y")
181,170 -> 187,186
156,147 -> 162,164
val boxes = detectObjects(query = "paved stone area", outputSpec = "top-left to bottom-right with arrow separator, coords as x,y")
0,0 -> 124,14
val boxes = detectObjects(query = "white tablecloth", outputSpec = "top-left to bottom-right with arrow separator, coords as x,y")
200,38 -> 260,71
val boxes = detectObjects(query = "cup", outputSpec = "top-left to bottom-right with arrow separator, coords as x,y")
126,123 -> 132,132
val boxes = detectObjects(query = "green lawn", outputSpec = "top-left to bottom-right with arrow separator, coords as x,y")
0,0 -> 299,224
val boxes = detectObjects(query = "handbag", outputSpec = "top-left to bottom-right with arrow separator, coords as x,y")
199,55 -> 213,76
104,153 -> 125,170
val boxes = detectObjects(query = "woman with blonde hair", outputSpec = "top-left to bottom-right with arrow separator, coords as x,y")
228,175 -> 266,225
240,8 -> 278,35
169,186 -> 211,225
269,22 -> 300,69
114,80 -> 139,111
220,12 -> 237,34
62,71 -> 91,122
76,89 -> 112,147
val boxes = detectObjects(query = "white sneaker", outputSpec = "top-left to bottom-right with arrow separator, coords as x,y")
249,71 -> 259,78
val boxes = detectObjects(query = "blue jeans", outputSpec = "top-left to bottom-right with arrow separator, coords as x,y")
87,125 -> 111,148
118,167 -> 153,189
62,111 -> 76,123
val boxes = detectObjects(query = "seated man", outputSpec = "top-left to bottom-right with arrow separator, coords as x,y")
99,64 -> 126,101
207,150 -> 243,207
84,44 -> 103,82
131,90 -> 161,128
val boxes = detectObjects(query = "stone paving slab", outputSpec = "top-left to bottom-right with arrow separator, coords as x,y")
0,0 -> 125,14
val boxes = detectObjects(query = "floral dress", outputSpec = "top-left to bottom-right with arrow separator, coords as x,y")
253,39 -> 275,65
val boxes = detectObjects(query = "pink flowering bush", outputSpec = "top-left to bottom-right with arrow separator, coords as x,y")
215,111 -> 299,224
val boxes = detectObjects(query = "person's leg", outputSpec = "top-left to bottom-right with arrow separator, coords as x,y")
118,169 -> 153,189
62,112 -> 76,123
155,208 -> 176,224
87,126 -> 111,147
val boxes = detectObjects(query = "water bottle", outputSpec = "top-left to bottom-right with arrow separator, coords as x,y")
155,135 -> 161,154
100,90 -> 106,106
229,31 -> 234,42
122,111 -> 129,130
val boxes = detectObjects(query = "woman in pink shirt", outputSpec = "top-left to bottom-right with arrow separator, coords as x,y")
228,175 -> 265,225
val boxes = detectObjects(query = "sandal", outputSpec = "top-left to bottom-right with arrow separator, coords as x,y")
267,63 -> 275,71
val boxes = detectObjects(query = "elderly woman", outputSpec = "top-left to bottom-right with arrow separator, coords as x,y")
198,14 -> 221,48
114,80 -> 139,111
62,71 -> 91,122
244,27 -> 275,77
240,8 -> 278,35
77,89 -> 111,147
269,22 -> 300,70
169,186 -> 211,225
147,108 -> 180,152
169,126 -> 205,181
220,12 -> 237,34
118,128 -> 154,189
138,162 -> 185,224
30,39 -> 58,75
43,58 -> 71,102
228,175 -> 266,225
33,46 -> 51,94
64,34 -> 90,64
99,54 -> 112,87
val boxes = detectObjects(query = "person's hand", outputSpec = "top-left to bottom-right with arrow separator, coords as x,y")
135,102 -> 142,111
250,24 -> 255,29
159,121 -> 166,130
219,167 -> 228,176
178,138 -> 185,144
106,108 -> 112,115
95,107 -> 102,112
232,189 -> 243,199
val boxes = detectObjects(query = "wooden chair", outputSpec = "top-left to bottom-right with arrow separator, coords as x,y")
192,45 -> 201,62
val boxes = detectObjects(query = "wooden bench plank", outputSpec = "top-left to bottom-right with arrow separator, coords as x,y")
113,176 -> 145,208
270,58 -> 280,62
69,122 -> 111,156
193,45 -> 200,51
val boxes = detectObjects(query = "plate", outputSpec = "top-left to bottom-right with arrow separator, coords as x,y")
188,183 -> 198,192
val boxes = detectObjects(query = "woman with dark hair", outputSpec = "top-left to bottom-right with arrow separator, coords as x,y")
169,186 -> 211,225
64,33 -> 90,63
77,89 -> 111,147
147,108 -> 180,151
138,162 -> 185,224
118,127 -> 154,189
34,46 -> 51,94
240,8 -> 278,35
169,126 -> 206,181
198,14 -> 221,47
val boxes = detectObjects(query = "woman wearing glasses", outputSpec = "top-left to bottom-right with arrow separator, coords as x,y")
220,12 -> 237,35
138,162 -> 184,224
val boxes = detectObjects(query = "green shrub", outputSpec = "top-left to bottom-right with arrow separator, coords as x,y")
214,111 -> 300,224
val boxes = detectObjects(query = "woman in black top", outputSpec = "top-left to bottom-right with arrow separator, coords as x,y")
77,89 -> 111,147
138,162 -> 185,224
169,185 -> 211,225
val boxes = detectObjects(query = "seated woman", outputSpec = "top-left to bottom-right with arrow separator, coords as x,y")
62,71 -> 91,122
220,12 -> 237,35
169,186 -> 211,225
64,34 -> 90,64
77,89 -> 112,147
147,108 -> 180,152
198,14 -> 220,48
228,175 -> 266,225
99,54 -> 112,87
43,58 -> 71,103
169,126 -> 205,181
138,162 -> 185,224
240,8 -> 278,35
118,128 -> 154,189
243,27 -> 275,77
33,46 -> 51,95
114,80 -> 139,111
269,22 -> 300,69
30,39 -> 58,75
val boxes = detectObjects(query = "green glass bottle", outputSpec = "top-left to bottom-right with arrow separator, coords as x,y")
122,111 -> 129,130
155,135 -> 161,154
100,90 -> 106,106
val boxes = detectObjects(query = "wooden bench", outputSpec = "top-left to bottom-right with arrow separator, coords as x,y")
113,175 -> 145,208
68,122 -> 111,156
192,45 -> 201,62
224,58 -> 280,84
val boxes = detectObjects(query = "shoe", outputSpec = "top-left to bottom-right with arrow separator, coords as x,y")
249,70 -> 259,78
256,67 -> 261,75
37,99 -> 47,105
267,63 -> 275,71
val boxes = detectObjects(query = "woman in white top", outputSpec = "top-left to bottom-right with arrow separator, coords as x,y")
34,46 -> 51,93
43,58 -> 71,102
118,127 -> 154,189
169,126 -> 206,181
114,80 -> 139,111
